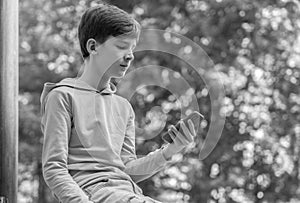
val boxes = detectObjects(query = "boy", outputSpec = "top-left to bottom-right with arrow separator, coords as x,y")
40,3 -> 196,203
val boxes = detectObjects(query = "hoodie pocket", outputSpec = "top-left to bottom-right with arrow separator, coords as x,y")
83,178 -> 110,198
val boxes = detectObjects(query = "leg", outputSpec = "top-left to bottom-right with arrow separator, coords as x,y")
86,178 -> 164,203
125,193 -> 164,203
85,178 -> 146,203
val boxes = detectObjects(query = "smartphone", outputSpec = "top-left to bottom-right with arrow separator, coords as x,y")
162,111 -> 204,144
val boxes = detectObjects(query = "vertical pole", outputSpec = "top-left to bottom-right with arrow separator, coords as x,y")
0,0 -> 19,202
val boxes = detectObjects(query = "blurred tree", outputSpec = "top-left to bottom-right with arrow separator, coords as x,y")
19,0 -> 300,202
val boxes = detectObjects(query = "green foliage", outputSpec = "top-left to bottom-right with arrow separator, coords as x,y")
19,0 -> 300,202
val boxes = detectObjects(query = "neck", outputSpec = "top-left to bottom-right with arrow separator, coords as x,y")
77,60 -> 110,92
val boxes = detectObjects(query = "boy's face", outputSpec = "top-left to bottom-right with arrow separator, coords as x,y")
92,35 -> 137,79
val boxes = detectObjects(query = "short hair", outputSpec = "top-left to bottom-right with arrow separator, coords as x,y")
78,3 -> 141,59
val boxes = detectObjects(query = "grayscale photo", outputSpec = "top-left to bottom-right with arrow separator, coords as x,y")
1,0 -> 300,202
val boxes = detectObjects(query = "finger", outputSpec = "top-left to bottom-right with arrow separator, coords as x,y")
188,119 -> 196,136
168,128 -> 176,141
180,121 -> 194,142
169,125 -> 181,143
170,125 -> 185,145
174,122 -> 190,145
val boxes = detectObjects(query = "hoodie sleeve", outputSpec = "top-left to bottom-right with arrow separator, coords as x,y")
120,102 -> 172,183
40,89 -> 92,203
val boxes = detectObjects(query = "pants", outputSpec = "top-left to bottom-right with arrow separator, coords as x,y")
82,177 -> 164,203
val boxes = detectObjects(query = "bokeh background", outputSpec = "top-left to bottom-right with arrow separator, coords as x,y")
19,0 -> 300,202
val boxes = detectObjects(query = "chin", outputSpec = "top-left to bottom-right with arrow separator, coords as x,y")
111,73 -> 126,79
109,68 -> 128,79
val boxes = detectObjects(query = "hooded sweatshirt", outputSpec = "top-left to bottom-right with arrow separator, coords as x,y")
40,77 -> 172,203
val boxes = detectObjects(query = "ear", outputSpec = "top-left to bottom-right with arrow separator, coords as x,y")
86,38 -> 97,55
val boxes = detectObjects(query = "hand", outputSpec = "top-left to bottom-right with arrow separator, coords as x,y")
162,119 -> 197,159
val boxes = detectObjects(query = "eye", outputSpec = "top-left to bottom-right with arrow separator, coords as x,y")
117,45 -> 128,50
116,43 -> 136,51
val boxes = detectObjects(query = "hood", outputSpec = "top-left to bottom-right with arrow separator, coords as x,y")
40,77 -> 117,116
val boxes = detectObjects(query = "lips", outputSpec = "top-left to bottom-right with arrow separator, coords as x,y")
120,64 -> 128,68
120,64 -> 129,71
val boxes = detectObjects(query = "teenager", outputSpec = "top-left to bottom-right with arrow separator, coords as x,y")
40,3 -> 196,203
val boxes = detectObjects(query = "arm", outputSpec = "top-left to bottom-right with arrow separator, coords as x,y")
120,103 -> 172,183
41,90 -> 92,203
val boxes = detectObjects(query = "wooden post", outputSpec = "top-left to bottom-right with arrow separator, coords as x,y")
0,0 -> 19,202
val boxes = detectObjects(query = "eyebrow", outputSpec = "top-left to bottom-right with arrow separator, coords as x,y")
117,40 -> 136,47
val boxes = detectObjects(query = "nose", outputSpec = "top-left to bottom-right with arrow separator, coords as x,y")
124,52 -> 134,62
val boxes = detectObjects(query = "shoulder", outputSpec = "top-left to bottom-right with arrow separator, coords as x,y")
113,94 -> 135,116
47,87 -> 73,102
45,87 -> 73,113
113,94 -> 133,108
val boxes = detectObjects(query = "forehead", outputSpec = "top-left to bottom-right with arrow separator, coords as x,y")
108,35 -> 137,44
